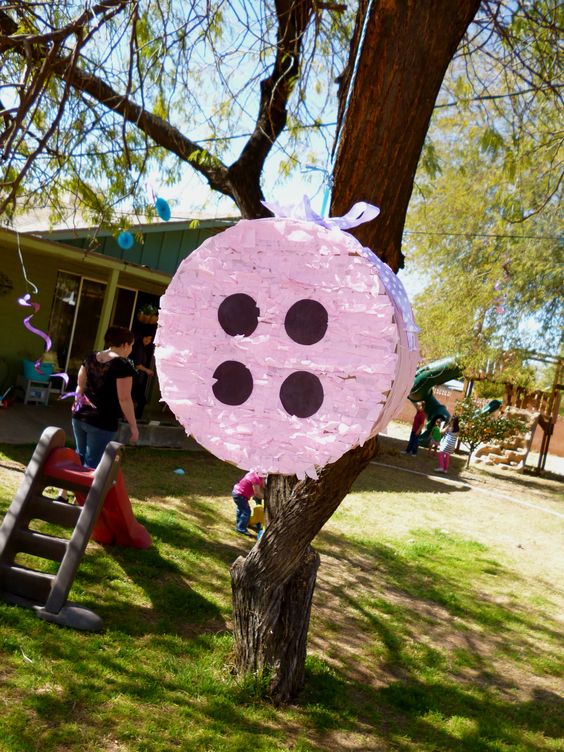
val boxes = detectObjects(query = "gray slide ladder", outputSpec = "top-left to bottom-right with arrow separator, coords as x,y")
0,426 -> 123,630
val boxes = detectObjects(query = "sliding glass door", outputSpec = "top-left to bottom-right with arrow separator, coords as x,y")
66,278 -> 107,374
49,272 -> 145,378
49,272 -> 106,376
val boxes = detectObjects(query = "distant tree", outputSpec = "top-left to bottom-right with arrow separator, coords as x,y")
457,397 -> 527,467
404,0 -> 563,369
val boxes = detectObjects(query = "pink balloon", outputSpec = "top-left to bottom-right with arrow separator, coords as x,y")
155,218 -> 419,478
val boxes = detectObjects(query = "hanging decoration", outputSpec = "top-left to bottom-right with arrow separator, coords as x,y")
17,293 -> 73,398
16,233 -> 52,378
155,197 -> 420,479
155,197 -> 171,222
117,230 -> 135,250
15,234 -> 74,397
146,180 -> 172,222
17,293 -> 53,371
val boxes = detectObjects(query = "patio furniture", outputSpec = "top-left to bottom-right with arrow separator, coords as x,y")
19,360 -> 61,405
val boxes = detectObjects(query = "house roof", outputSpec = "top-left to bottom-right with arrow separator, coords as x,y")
8,203 -> 239,234
5,207 -> 239,277
0,225 -> 172,288
443,379 -> 464,391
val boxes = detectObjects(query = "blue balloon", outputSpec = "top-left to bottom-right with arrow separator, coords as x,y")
155,197 -> 171,221
117,231 -> 134,250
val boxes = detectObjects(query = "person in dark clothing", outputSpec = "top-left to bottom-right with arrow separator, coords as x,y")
72,326 -> 139,468
131,334 -> 154,419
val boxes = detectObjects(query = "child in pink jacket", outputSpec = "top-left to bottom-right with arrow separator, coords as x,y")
232,471 -> 264,536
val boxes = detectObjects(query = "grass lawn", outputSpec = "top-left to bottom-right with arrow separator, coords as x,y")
0,436 -> 562,752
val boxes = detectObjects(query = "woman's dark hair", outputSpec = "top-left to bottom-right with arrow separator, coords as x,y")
451,416 -> 460,432
104,326 -> 134,347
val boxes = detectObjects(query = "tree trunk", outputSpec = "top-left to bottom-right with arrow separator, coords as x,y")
231,545 -> 320,702
331,0 -> 481,271
230,0 -> 481,703
230,437 -> 378,704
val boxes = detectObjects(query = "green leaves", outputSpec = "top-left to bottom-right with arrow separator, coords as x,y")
406,3 -> 562,369
479,126 -> 504,157
456,396 -> 528,461
0,1 -> 350,223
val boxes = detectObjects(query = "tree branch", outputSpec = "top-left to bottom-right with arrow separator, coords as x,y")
0,6 -> 233,202
63,62 -> 232,191
0,2 -> 321,218
228,0 -> 315,215
0,1 -> 130,49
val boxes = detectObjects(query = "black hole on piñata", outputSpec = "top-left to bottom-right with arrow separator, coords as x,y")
279,371 -> 324,418
218,293 -> 260,337
212,360 -> 253,405
284,299 -> 328,345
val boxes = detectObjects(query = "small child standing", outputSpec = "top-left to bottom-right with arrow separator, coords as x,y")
232,471 -> 265,536
404,402 -> 426,456
436,416 -> 460,474
428,417 -> 442,453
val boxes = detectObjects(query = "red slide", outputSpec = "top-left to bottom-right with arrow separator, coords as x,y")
43,448 -> 152,549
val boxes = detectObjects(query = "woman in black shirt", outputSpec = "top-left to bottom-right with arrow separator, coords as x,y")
72,326 -> 139,468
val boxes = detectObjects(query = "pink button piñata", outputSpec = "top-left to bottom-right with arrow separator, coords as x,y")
155,217 -> 419,479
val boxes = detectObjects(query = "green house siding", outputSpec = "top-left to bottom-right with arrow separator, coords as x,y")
1,228 -> 171,397
48,219 -> 235,276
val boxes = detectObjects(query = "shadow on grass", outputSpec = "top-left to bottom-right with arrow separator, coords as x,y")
0,443 -> 39,467
0,444 -> 248,643
74,504 -> 251,637
352,460 -> 471,495
469,462 -> 564,498
299,526 -> 564,749
317,528 -> 562,659
1,441 -> 562,750
300,659 -> 563,751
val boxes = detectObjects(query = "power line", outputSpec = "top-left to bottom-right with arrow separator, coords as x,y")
403,229 -> 562,241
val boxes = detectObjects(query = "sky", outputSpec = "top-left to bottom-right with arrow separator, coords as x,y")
150,136 -> 423,302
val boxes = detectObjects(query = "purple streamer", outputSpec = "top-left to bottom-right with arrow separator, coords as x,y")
18,293 -> 52,374
70,393 -> 96,413
22,315 -> 53,353
18,292 -> 74,396
50,371 -> 76,402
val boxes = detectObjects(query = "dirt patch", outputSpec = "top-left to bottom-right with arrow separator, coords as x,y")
310,538 -> 563,710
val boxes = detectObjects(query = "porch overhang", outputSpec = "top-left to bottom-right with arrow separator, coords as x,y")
0,226 -> 172,291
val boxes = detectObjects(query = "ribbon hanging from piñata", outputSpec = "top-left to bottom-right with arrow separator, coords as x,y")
262,195 -> 380,230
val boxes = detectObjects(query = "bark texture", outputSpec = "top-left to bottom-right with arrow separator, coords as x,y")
230,436 -> 378,703
231,545 -> 320,702
331,0 -> 482,271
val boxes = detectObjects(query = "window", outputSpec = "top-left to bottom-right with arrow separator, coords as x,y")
48,272 -> 106,375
